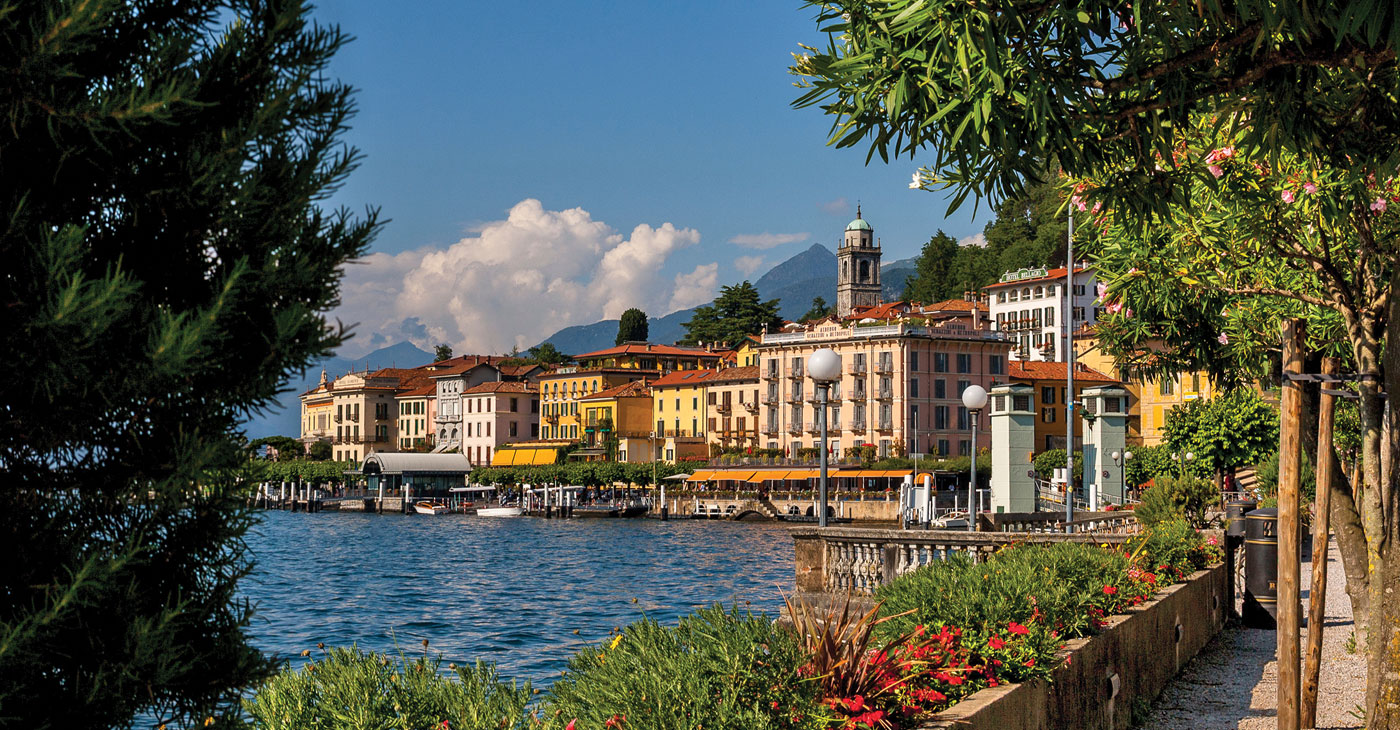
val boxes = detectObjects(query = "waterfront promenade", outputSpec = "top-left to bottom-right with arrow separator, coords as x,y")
1144,541 -> 1364,730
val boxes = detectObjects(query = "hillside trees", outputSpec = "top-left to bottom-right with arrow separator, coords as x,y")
0,1 -> 377,727
616,307 -> 649,344
681,282 -> 783,346
793,1 -> 1400,721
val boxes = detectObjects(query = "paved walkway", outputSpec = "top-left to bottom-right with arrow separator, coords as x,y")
1143,541 -> 1366,730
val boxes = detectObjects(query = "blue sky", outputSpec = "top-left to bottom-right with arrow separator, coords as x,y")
315,1 -> 986,357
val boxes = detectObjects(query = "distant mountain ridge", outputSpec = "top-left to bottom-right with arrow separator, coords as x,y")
536,243 -> 915,355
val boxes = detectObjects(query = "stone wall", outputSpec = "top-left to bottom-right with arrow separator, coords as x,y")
921,562 -> 1229,730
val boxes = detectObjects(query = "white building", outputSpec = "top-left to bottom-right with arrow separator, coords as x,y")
984,265 -> 1099,362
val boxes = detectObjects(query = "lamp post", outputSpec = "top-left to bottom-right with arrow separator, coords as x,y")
1171,450 -> 1195,478
652,431 -> 665,520
1111,450 -> 1133,503
807,348 -> 841,528
962,384 -> 989,532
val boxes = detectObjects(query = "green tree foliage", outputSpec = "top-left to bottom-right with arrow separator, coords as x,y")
434,344 -> 454,361
1136,476 -> 1221,529
250,461 -> 357,484
799,296 -> 834,322
615,308 -> 649,345
1031,448 -> 1082,486
902,230 -> 959,303
794,4 -> 1400,716
681,281 -> 782,346
981,175 -> 1069,274
503,343 -> 571,367
307,440 -> 333,461
248,436 -> 304,460
1123,445 -> 1174,490
0,2 -> 376,726
1161,389 -> 1279,478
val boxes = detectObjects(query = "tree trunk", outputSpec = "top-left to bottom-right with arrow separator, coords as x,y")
1301,375 -> 1371,621
1363,276 -> 1400,726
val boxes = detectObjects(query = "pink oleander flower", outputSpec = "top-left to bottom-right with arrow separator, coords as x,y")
1127,267 -> 1140,275
1071,195 -> 1087,212
1096,282 -> 1108,299
1105,300 -> 1123,315
1208,164 -> 1223,178
1372,197 -> 1388,213
566,721 -> 577,730
1091,201 -> 1103,214
1124,308 -> 1134,317
1303,182 -> 1318,194
1282,189 -> 1296,203
1218,332 -> 1229,345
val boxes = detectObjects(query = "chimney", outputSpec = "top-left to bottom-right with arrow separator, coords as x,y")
972,302 -> 982,331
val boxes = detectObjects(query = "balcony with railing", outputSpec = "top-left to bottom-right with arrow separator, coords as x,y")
874,360 -> 893,374
761,423 -> 780,436
763,366 -> 780,380
876,388 -> 894,400
876,420 -> 894,431
848,420 -> 866,433
787,422 -> 803,435
715,400 -> 731,413
584,417 -> 613,433
785,391 -> 804,404
846,360 -> 867,375
761,392 -> 782,405
762,321 -> 1008,346
785,365 -> 804,379
742,400 -> 759,413
435,412 -> 461,423
846,389 -> 866,401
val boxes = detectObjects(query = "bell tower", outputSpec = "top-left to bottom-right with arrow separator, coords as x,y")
836,205 -> 882,318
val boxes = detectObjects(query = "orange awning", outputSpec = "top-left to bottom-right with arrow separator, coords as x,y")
686,469 -> 715,482
747,470 -> 791,483
713,470 -> 754,482
879,470 -> 912,478
527,449 -> 558,465
491,450 -> 519,466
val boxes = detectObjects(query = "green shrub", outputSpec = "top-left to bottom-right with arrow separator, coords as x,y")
1253,450 -> 1316,504
1031,449 -> 1083,485
245,646 -> 532,730
541,605 -> 821,730
1136,475 -> 1220,528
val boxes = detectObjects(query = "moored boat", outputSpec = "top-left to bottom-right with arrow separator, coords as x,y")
476,505 -> 524,517
413,501 -> 448,515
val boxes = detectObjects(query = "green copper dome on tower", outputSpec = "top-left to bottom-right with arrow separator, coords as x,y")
846,203 -> 872,231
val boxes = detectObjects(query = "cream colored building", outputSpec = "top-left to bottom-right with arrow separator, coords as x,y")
326,367 -> 429,463
705,365 -> 760,452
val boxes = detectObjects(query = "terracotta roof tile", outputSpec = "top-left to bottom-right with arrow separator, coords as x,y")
649,369 -> 721,387
1008,360 -> 1119,384
575,343 -> 723,359
579,380 -> 653,400
463,381 -> 538,394
982,266 -> 1091,290
711,365 -> 759,383
924,299 -> 978,312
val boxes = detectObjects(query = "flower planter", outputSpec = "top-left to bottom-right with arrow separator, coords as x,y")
918,561 -> 1229,730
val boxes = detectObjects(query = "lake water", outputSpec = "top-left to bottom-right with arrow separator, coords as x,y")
243,510 -> 797,684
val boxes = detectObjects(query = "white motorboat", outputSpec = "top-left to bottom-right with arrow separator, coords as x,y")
413,501 -> 448,515
475,505 -> 524,517
452,484 -> 523,516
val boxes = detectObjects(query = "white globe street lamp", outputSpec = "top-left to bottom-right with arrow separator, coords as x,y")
807,348 -> 842,527
961,384 -> 989,532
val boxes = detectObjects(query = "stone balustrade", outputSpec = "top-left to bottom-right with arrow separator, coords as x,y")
793,527 -> 1136,595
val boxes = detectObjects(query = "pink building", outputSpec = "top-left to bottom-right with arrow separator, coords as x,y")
460,381 -> 541,466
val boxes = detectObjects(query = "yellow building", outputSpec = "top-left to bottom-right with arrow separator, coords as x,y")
577,380 -> 657,462
1074,332 -> 1215,446
395,384 -> 436,451
537,343 -> 725,446
650,369 -> 717,462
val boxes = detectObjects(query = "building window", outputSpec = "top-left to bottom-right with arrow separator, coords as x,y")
957,379 -> 970,397
957,406 -> 970,430
958,439 -> 971,456
1159,377 -> 1175,396
1073,284 -> 1086,296
509,421 -> 518,437
934,379 -> 946,399
934,405 -> 949,430
910,351 -> 919,371
934,353 -> 948,372
956,354 -> 971,373
989,355 -> 1005,375
910,378 -> 919,398
937,439 -> 949,456
1042,386 -> 1055,404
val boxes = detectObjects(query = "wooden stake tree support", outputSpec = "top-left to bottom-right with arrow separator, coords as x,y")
1301,357 -> 1338,728
1278,319 -> 1304,730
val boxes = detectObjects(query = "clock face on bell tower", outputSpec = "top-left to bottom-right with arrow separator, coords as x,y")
836,205 -> 882,318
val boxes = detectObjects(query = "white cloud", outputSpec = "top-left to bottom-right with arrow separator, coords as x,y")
733,255 -> 766,276
334,199 -> 702,356
820,197 -> 850,215
728,231 -> 810,249
958,233 -> 987,248
668,263 -> 719,312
